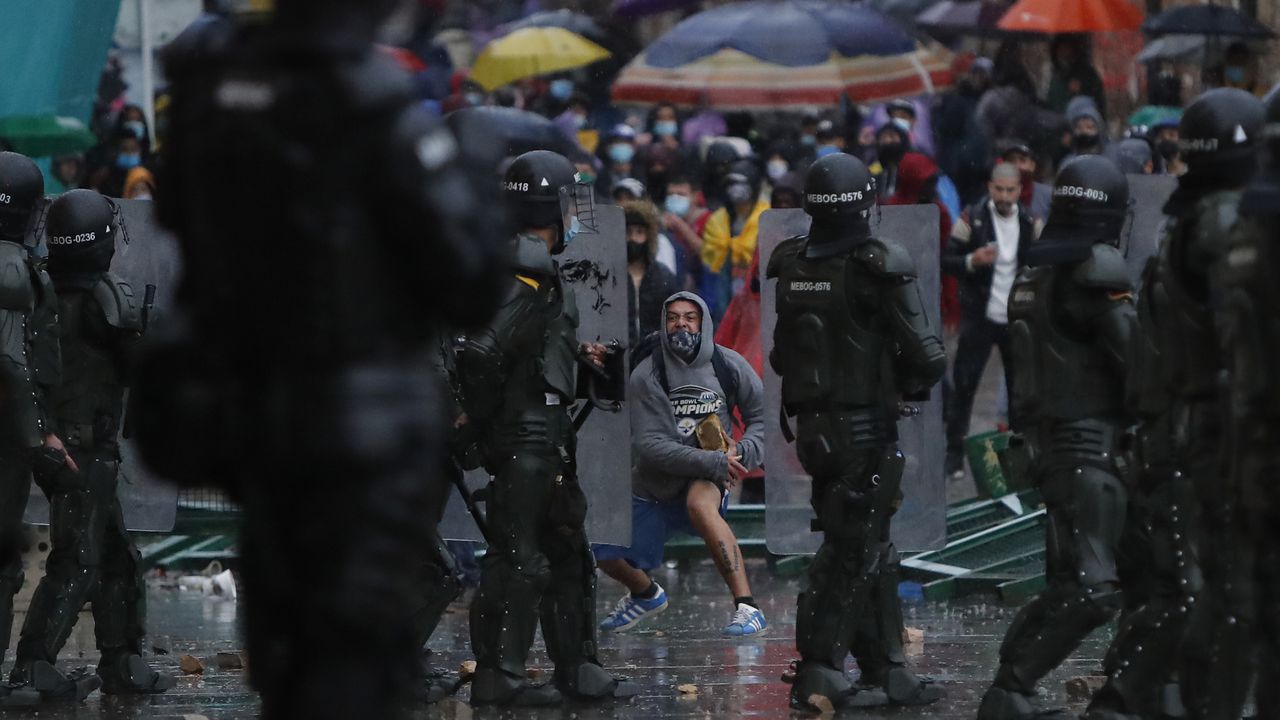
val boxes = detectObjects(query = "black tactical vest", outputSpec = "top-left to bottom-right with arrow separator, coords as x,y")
772,237 -> 894,416
1222,216 -> 1280,422
1007,267 -> 1127,425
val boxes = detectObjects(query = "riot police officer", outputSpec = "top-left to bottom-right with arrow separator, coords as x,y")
767,153 -> 946,712
8,189 -> 173,701
457,150 -> 636,707
1082,232 -> 1199,720
978,155 -> 1137,720
140,2 -> 507,718
0,152 -> 68,708
1222,82 -> 1280,720
1146,88 -> 1264,720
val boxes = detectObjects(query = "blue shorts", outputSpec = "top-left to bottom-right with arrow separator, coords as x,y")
592,487 -> 728,571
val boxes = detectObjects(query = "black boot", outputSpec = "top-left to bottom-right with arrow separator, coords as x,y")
98,654 -> 175,695
554,662 -> 639,700
469,668 -> 561,707
30,661 -> 100,702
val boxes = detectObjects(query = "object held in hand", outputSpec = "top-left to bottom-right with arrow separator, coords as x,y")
695,414 -> 728,451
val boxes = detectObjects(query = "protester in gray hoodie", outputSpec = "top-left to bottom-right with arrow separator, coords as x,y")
595,291 -> 767,637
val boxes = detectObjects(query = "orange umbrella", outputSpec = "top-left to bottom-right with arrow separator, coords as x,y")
997,0 -> 1143,33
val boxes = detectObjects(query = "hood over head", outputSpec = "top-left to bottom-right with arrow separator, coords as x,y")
883,152 -> 939,205
659,291 -> 715,368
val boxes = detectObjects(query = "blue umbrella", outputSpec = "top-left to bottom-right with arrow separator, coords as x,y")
643,0 -> 918,69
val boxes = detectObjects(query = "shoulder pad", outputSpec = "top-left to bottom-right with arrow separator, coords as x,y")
0,242 -> 33,311
1193,190 -> 1242,248
511,234 -> 556,277
91,274 -> 143,331
854,238 -> 917,278
1071,244 -> 1131,291
765,235 -> 806,279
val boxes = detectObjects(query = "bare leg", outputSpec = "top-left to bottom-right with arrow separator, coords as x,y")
686,480 -> 750,599
597,558 -> 651,595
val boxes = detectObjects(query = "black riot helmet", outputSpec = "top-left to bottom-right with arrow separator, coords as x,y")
504,150 -> 589,254
1029,155 -> 1130,265
0,152 -> 44,241
1239,82 -> 1280,215
1177,87 -> 1265,189
803,152 -> 877,219
45,189 -> 118,278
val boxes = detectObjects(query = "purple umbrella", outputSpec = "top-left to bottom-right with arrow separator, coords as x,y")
614,0 -> 703,20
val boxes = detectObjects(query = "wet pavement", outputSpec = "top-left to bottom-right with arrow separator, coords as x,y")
8,557 -> 1116,719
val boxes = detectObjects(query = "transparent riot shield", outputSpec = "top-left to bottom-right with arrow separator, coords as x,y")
1125,174 -> 1177,284
24,199 -> 180,532
760,206 -> 945,555
440,204 -> 632,546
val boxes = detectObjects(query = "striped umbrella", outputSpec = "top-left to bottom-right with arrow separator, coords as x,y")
612,0 -> 953,109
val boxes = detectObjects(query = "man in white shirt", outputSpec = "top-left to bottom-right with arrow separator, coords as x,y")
941,163 -> 1041,479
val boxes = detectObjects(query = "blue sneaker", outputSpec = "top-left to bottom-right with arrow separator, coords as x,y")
599,584 -> 668,633
723,603 -> 767,637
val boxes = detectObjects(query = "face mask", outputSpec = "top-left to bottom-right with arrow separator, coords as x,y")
1072,132 -> 1100,151
725,183 -> 752,205
877,142 -> 905,165
116,153 -> 141,170
664,193 -> 691,217
608,144 -> 635,165
626,241 -> 647,262
1157,139 -> 1179,162
891,117 -> 913,133
767,160 -> 789,181
465,92 -> 484,106
549,79 -> 574,100
1019,169 -> 1035,189
572,114 -> 588,130
667,329 -> 701,363
1225,66 -> 1246,84
800,134 -> 816,147
654,120 -> 678,138
123,120 -> 146,139
816,145 -> 841,159
563,215 -> 581,247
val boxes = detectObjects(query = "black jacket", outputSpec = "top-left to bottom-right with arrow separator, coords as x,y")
942,198 -> 1035,326
627,261 -> 678,350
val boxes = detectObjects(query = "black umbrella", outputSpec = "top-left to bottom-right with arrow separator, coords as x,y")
502,9 -> 608,42
1143,4 -> 1276,39
916,0 -> 1022,37
446,106 -> 577,159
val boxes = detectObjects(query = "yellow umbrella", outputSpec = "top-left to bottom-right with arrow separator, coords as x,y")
471,27 -> 612,91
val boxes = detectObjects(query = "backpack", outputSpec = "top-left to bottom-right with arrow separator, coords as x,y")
630,331 -> 740,410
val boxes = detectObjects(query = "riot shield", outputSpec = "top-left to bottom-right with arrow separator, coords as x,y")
23,199 -> 180,533
1125,174 -> 1177,284
440,204 -> 632,546
760,206 -> 946,555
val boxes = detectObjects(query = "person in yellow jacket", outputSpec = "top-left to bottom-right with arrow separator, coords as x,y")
700,167 -> 769,319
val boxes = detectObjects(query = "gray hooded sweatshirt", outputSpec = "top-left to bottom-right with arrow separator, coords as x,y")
630,291 -> 765,503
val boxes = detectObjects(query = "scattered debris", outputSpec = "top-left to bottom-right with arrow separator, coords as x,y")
1064,675 -> 1107,701
902,627 -> 925,645
677,683 -> 699,697
178,655 -> 204,675
653,630 -> 666,638
151,646 -> 169,656
781,660 -> 798,684
459,660 -> 477,680
526,668 -> 543,680
213,652 -> 245,670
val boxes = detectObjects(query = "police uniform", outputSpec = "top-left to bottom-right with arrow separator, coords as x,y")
457,150 -> 633,706
1154,89 -> 1264,720
979,156 -> 1137,720
1223,91 -> 1280,714
0,153 -> 62,708
7,189 -> 171,700
768,153 -> 946,711
138,3 -> 508,718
